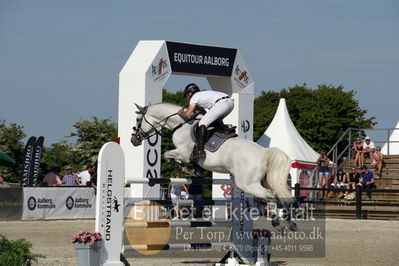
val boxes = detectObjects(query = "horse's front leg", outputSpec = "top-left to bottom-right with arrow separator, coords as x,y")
164,149 -> 201,176
164,149 -> 186,163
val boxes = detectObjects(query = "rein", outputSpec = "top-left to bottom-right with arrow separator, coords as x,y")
134,110 -> 199,141
170,113 -> 200,135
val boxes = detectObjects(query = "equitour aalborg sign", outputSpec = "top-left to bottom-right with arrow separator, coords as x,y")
166,41 -> 237,76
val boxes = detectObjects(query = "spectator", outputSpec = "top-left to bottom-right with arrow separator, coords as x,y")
259,199 -> 268,217
220,184 -> 233,199
362,136 -> 375,159
168,172 -> 189,219
188,176 -> 204,218
62,166 -> 78,186
43,168 -> 62,187
345,167 -> 361,200
77,165 -> 94,186
332,168 -> 348,188
90,174 -> 97,191
353,136 -> 364,168
0,176 -> 10,188
371,146 -> 384,177
316,151 -> 330,200
347,167 -> 361,190
360,165 -> 375,200
331,168 -> 347,198
220,183 -> 233,218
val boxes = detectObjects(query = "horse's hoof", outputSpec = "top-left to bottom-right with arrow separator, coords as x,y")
271,219 -> 280,227
193,170 -> 202,176
288,222 -> 298,232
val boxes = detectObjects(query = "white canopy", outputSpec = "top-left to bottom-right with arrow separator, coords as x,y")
256,98 -> 319,163
381,121 -> 399,155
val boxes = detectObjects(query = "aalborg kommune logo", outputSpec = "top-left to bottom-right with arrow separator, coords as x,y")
151,58 -> 169,82
66,196 -> 74,210
65,196 -> 92,210
27,196 -> 55,210
27,196 -> 36,210
234,64 -> 249,88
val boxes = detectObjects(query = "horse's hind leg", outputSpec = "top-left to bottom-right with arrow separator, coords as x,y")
233,175 -> 274,200
238,183 -> 275,200
232,166 -> 274,199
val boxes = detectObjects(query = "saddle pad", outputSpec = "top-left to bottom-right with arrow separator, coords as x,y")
190,122 -> 237,153
205,132 -> 237,152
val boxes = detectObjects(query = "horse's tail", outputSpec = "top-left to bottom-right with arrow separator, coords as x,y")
263,147 -> 293,206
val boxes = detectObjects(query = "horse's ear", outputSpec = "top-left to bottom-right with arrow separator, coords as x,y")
135,103 -> 145,113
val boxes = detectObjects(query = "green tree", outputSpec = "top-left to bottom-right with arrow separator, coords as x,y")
67,117 -> 117,170
40,141 -> 74,179
254,84 -> 375,152
0,120 -> 26,183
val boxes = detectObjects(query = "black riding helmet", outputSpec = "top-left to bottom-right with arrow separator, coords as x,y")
184,83 -> 200,97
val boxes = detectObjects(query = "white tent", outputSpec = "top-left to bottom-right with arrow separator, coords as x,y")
257,98 -> 319,196
381,121 -> 399,155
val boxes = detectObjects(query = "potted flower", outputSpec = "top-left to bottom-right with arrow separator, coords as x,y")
71,231 -> 103,266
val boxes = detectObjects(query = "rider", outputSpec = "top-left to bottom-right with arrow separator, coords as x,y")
178,83 -> 234,161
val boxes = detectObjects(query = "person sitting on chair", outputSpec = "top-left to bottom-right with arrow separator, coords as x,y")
178,83 -> 234,161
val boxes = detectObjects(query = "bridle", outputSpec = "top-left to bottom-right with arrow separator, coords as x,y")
132,106 -> 199,143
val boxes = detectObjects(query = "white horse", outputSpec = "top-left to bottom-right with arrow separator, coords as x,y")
130,102 -> 294,207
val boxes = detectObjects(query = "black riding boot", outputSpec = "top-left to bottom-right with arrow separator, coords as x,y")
211,119 -> 235,134
192,125 -> 207,161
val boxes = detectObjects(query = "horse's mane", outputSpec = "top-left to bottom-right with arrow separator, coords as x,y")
151,102 -> 183,109
150,102 -> 202,120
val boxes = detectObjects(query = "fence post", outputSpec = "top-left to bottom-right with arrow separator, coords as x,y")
355,184 -> 362,219
348,129 -> 352,165
294,183 -> 300,198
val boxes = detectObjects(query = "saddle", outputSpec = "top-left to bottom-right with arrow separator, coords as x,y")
192,121 -> 237,153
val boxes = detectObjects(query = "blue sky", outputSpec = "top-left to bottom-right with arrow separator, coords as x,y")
1,0 -> 398,145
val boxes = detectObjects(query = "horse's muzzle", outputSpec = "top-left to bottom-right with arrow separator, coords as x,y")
130,134 -> 142,146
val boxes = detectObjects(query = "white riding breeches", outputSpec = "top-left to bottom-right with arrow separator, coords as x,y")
199,98 -> 234,127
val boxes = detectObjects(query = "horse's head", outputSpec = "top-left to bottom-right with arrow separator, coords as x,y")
131,103 -> 183,146
130,103 -> 154,146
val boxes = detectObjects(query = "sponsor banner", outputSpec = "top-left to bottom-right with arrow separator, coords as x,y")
166,41 -> 237,77
149,56 -> 170,83
95,142 -> 125,264
21,136 -> 36,187
231,51 -> 253,91
22,187 -> 96,220
238,93 -> 254,140
232,187 -> 255,262
0,188 -> 22,220
29,136 -> 44,187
